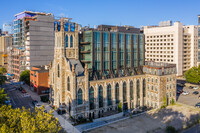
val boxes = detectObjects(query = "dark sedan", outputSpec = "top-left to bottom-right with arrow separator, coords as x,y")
32,100 -> 38,106
192,91 -> 199,95
195,102 -> 200,108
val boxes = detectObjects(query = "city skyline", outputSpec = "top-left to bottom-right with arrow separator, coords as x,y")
1,0 -> 200,29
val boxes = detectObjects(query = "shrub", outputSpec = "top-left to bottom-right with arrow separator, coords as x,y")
89,117 -> 93,122
118,102 -> 122,112
171,99 -> 175,105
166,126 -> 177,133
40,95 -> 49,102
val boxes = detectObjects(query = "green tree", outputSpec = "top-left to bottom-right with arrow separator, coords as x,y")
184,66 -> 200,84
118,102 -> 122,112
0,88 -> 7,105
161,96 -> 167,108
0,75 -> 6,85
0,67 -> 6,74
0,105 -> 61,132
171,98 -> 175,105
20,70 -> 30,85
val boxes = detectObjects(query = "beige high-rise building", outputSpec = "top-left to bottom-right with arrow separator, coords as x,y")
144,21 -> 198,76
0,34 -> 12,69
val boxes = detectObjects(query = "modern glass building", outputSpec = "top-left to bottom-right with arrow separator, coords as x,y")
3,23 -> 13,34
79,25 -> 144,80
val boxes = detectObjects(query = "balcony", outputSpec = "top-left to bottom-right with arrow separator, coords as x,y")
26,37 -> 30,41
25,51 -> 30,56
80,60 -> 91,63
80,50 -> 91,54
26,57 -> 30,62
25,46 -> 30,51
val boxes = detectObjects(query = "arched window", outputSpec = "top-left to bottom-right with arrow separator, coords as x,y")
107,84 -> 112,106
130,81 -> 133,100
123,82 -> 127,102
57,64 -> 60,77
143,79 -> 146,97
78,89 -> 82,105
137,80 -> 140,98
52,72 -> 54,84
89,87 -> 94,110
67,77 -> 70,91
65,35 -> 68,47
98,85 -> 103,108
70,35 -> 73,48
115,83 -> 119,104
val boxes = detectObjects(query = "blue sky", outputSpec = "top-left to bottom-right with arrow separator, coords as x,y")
0,0 -> 200,29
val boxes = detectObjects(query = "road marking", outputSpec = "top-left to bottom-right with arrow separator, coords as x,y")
11,98 -> 16,105
29,103 -> 34,108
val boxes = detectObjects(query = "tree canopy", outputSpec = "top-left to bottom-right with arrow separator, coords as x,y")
184,66 -> 200,84
0,105 -> 62,132
0,87 -> 61,132
20,70 -> 30,85
0,67 -> 6,75
0,88 -> 7,105
0,75 -> 7,85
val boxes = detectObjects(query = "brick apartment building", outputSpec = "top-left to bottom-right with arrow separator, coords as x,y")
30,65 -> 49,95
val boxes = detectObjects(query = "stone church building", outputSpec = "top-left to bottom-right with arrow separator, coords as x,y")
49,18 -> 176,119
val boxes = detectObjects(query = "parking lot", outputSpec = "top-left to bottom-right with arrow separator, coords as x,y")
177,84 -> 200,107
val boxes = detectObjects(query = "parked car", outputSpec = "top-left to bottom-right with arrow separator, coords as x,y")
189,86 -> 193,89
23,93 -> 30,97
198,95 -> 200,99
193,91 -> 199,95
193,86 -> 199,90
182,91 -> 189,95
17,87 -> 22,91
195,102 -> 200,108
32,100 -> 38,106
57,108 -> 66,115
177,83 -> 185,87
35,103 -> 42,108
22,89 -> 26,93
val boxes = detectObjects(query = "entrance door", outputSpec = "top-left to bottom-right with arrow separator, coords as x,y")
123,102 -> 128,111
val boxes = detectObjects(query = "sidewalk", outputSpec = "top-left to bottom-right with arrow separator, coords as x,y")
76,111 -> 149,132
21,84 -> 80,133
21,84 -> 40,101
45,105 -> 80,133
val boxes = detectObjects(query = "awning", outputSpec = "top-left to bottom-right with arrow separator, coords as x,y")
7,73 -> 14,76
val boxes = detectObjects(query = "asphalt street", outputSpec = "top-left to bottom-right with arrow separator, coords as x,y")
3,83 -> 34,111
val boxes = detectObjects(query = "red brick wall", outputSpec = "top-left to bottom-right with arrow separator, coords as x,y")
30,69 -> 49,95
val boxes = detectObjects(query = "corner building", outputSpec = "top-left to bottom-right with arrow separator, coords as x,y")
49,18 -> 176,119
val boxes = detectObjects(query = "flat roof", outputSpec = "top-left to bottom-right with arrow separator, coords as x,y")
15,11 -> 52,17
